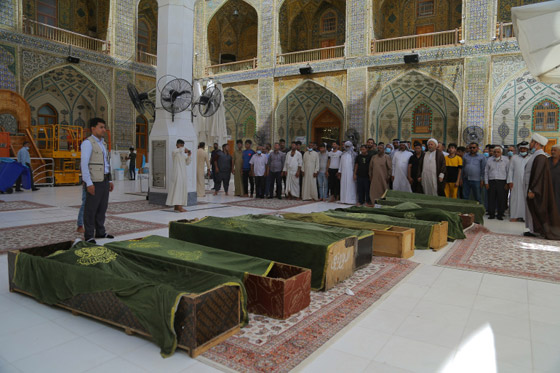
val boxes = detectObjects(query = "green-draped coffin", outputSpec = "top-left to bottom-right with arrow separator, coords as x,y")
383,190 -> 480,205
336,202 -> 466,240
235,214 -> 375,269
377,197 -> 486,224
323,210 -> 444,250
169,216 -> 358,290
10,241 -> 244,357
105,235 -> 312,319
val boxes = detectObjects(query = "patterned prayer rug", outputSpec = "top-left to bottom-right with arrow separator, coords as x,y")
0,216 -> 166,253
70,200 -> 164,215
437,225 -> 560,283
0,200 -> 53,212
225,198 -> 317,210
202,257 -> 418,372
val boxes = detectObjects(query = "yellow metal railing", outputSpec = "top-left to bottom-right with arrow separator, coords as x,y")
137,51 -> 157,66
496,22 -> 515,41
276,45 -> 345,65
206,58 -> 258,75
371,29 -> 461,53
23,17 -> 110,53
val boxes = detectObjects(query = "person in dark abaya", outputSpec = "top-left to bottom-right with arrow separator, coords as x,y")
524,134 -> 560,239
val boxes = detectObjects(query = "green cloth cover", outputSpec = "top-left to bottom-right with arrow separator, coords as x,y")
337,202 -> 466,240
105,235 -> 274,282
378,197 -> 486,224
280,212 -> 392,232
235,214 -> 376,239
169,217 -> 358,290
12,243 -> 244,357
384,190 -> 480,205
324,210 -> 439,250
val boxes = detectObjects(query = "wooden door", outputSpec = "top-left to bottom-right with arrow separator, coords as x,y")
320,39 -> 336,59
416,25 -> 435,48
312,108 -> 341,148
136,115 -> 148,170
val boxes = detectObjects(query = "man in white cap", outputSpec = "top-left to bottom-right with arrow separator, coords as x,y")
418,138 -> 446,196
392,141 -> 412,192
338,141 -> 357,204
507,141 -> 530,222
524,133 -> 560,239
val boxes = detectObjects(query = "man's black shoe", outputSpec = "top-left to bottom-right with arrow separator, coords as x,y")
523,232 -> 537,237
31,188 -> 39,191
85,238 -> 97,244
488,216 -> 495,220
497,216 -> 504,221
15,189 -> 23,192
95,233 -> 115,239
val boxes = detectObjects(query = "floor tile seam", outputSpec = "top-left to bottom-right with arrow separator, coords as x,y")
81,356 -> 148,373
82,331 -> 150,358
7,335 -> 83,366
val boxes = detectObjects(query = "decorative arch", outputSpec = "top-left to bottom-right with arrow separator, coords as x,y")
138,0 -> 158,55
207,0 -> 258,65
369,70 -> 460,144
0,90 -> 32,132
23,65 -> 111,129
223,88 -> 257,141
275,80 -> 344,144
492,69 -> 560,145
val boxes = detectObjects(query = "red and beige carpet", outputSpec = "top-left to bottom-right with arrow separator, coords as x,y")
0,216 -> 166,253
202,257 -> 418,372
438,225 -> 560,283
0,200 -> 53,212
225,198 -> 317,211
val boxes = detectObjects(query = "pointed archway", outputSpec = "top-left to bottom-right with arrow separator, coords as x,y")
223,88 -> 257,141
369,70 -> 460,145
275,80 -> 344,144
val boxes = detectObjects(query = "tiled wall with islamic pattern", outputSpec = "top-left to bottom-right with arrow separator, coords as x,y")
0,0 -> 16,29
114,69 -> 135,149
0,44 -> 16,91
114,0 -> 136,59
464,57 -> 490,137
497,0 -> 548,22
257,77 -> 274,143
224,88 -> 257,141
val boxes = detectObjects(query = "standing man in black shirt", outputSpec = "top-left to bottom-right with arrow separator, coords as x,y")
354,145 -> 373,206
407,141 -> 424,193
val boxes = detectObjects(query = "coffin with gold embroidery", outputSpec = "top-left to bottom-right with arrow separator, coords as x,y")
7,241 -> 242,358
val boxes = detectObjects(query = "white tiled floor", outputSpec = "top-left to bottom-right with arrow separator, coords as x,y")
1,180 -> 559,372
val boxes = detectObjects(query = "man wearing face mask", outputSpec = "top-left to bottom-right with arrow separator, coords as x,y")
15,141 -> 39,192
392,141 -> 412,192
301,143 -> 319,201
484,146 -> 509,220
507,145 -> 516,159
507,141 -> 530,222
524,133 -> 560,239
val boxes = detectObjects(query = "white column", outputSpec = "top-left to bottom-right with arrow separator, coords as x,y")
149,0 -> 197,205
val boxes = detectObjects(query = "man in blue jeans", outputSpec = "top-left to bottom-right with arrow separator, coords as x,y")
462,142 -> 486,202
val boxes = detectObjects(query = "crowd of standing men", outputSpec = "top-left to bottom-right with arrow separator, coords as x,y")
197,133 -> 560,240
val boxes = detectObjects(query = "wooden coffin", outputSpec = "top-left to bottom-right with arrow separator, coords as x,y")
459,213 -> 475,229
372,226 -> 415,259
7,242 -> 241,358
430,221 -> 449,251
246,262 -> 311,319
170,219 -> 356,291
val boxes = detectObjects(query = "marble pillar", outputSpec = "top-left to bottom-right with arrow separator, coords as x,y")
149,0 -> 197,206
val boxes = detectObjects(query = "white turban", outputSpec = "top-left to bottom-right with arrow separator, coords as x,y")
531,133 -> 549,146
344,141 -> 353,147
427,138 -> 438,146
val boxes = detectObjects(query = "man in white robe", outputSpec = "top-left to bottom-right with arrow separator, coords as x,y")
420,138 -> 446,196
338,141 -> 356,204
507,141 -> 530,222
166,139 -> 192,212
392,141 -> 412,192
302,145 -> 319,201
282,142 -> 303,199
